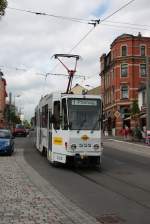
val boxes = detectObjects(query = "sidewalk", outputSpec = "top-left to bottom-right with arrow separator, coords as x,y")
102,133 -> 149,146
102,134 -> 150,158
0,148 -> 100,224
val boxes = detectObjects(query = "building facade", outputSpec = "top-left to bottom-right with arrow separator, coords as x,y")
71,83 -> 88,94
87,86 -> 101,95
0,71 -> 7,128
100,33 -> 150,135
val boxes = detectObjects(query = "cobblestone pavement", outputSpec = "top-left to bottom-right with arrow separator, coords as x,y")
0,148 -> 100,224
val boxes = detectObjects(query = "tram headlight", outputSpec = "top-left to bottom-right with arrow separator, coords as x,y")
93,144 -> 99,150
71,144 -> 77,150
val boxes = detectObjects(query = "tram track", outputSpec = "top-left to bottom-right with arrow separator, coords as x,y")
24,136 -> 150,212
72,168 -> 150,210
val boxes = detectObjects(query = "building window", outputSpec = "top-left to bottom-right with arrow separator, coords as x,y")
140,45 -> 146,56
112,69 -> 114,80
121,85 -> 128,99
112,86 -> 115,101
121,46 -> 127,56
121,64 -> 128,77
142,90 -> 146,105
140,64 -> 146,77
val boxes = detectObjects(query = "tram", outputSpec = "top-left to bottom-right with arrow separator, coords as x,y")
35,92 -> 103,168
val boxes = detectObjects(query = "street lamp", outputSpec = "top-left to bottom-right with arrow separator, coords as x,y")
14,94 -> 21,118
14,94 -> 21,106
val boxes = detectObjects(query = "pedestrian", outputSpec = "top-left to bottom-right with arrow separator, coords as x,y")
119,126 -> 128,140
124,125 -> 129,140
141,125 -> 146,141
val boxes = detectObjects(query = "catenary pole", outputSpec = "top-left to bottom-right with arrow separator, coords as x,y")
146,56 -> 150,131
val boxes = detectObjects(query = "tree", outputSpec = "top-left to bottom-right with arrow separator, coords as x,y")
4,105 -> 21,127
0,0 -> 7,16
23,120 -> 31,128
131,100 -> 140,118
131,100 -> 141,140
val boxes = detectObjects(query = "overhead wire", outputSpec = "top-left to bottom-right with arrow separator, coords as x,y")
105,20 -> 150,28
100,0 -> 135,22
7,6 -> 91,25
0,65 -> 88,80
6,0 -> 136,84
100,23 -> 150,32
50,0 -> 136,75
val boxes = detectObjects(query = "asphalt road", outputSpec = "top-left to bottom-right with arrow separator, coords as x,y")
15,134 -> 150,224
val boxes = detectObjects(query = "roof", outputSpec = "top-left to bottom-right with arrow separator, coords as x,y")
87,86 -> 101,95
71,84 -> 88,94
111,33 -> 134,47
111,32 -> 150,48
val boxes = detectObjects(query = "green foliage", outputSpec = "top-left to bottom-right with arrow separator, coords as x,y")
131,100 -> 140,117
10,111 -> 21,124
23,120 -> 31,128
0,0 -> 7,16
4,105 -> 21,125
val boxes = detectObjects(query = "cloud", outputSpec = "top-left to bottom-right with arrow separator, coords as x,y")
0,0 -> 150,120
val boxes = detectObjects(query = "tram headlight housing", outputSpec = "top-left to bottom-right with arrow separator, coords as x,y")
71,144 -> 77,150
93,144 -> 99,150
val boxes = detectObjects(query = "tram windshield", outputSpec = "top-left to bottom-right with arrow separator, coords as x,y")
68,98 -> 101,130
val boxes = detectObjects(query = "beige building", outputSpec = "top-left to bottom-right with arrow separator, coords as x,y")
71,83 -> 88,94
87,86 -> 101,95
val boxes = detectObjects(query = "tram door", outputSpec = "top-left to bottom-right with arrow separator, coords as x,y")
48,109 -> 52,151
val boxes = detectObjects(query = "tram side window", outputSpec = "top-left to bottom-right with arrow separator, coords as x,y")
49,110 -> 52,129
35,112 -> 37,127
42,104 -> 48,128
62,99 -> 68,130
39,110 -> 42,127
53,101 -> 60,130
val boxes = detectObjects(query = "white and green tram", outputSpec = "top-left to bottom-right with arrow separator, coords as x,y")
35,92 -> 103,168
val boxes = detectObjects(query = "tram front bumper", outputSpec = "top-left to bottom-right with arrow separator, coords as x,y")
66,154 -> 101,167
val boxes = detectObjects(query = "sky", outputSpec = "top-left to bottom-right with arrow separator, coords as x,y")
0,0 -> 150,120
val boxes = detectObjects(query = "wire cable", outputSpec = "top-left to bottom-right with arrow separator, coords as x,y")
101,23 -> 150,32
50,0 -> 136,73
7,6 -> 91,24
105,20 -> 150,28
0,65 -> 88,80
101,0 -> 135,22
6,0 -> 136,81
65,0 -> 136,53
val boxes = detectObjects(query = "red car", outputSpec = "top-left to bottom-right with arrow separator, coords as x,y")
13,124 -> 27,137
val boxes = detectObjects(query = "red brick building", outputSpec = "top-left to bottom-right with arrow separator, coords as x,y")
100,33 -> 150,135
0,71 -> 7,128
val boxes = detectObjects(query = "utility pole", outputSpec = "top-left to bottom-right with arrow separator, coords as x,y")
9,92 -> 12,128
146,56 -> 150,131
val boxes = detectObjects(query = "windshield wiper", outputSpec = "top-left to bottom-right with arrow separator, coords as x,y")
91,117 -> 100,133
77,119 -> 86,133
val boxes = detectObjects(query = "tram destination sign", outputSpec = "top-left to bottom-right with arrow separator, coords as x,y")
71,99 -> 97,106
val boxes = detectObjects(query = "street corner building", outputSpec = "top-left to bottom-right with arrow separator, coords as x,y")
0,71 -> 7,128
100,33 -> 149,136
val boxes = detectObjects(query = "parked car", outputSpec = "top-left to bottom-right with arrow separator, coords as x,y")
0,129 -> 14,156
13,124 -> 27,137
